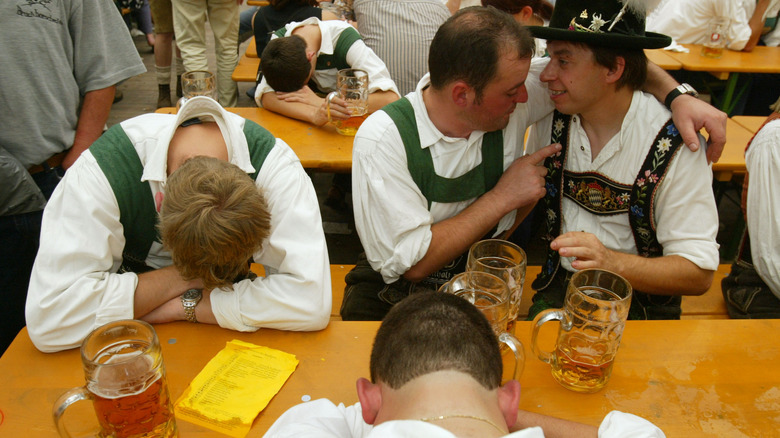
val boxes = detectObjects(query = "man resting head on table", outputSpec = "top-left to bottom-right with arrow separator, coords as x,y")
264,292 -> 665,437
26,96 -> 331,353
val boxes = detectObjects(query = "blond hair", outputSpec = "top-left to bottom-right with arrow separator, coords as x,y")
160,156 -> 271,290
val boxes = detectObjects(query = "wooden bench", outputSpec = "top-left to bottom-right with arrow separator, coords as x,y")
231,54 -> 260,83
254,263 -> 731,321
246,37 -> 258,58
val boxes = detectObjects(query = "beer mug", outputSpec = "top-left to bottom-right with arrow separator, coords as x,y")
326,68 -> 369,136
467,239 -> 527,333
177,70 -> 217,109
701,17 -> 728,59
439,271 -> 525,380
531,269 -> 632,393
53,320 -> 177,438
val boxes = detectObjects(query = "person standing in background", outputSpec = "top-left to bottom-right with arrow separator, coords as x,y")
173,0 -> 243,107
481,0 -> 554,58
0,0 -> 145,355
151,0 -> 186,108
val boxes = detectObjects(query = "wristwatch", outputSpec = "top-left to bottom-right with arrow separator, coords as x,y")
181,289 -> 202,323
664,83 -> 699,109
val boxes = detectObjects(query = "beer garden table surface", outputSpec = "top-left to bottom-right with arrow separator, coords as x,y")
1,319 -> 779,436
663,44 -> 780,115
156,107 -> 353,173
732,115 -> 769,134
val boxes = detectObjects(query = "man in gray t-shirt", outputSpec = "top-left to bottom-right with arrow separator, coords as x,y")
0,0 -> 146,354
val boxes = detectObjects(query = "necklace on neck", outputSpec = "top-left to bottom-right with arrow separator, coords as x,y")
419,414 -> 506,435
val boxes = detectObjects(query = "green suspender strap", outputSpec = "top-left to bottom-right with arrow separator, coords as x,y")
382,98 -> 505,209
315,26 -> 362,72
91,125 -> 158,274
242,119 -> 277,180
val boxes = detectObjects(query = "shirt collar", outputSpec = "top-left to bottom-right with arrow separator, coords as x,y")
287,17 -> 335,56
141,96 -> 256,183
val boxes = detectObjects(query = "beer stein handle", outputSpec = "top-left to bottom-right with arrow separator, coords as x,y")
499,332 -> 525,380
531,309 -> 570,364
53,386 -> 92,437
325,91 -> 338,125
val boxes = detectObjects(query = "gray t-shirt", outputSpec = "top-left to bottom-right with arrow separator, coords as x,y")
0,0 -> 146,168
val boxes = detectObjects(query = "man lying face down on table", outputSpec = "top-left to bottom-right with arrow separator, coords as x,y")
264,291 -> 666,437
26,96 -> 331,352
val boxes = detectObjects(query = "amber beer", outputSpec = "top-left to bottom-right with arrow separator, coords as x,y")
54,320 -> 178,438
333,111 -> 368,136
531,269 -> 631,393
90,352 -> 176,438
700,45 -> 724,59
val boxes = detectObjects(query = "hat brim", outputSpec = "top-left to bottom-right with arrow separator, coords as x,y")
528,26 -> 671,50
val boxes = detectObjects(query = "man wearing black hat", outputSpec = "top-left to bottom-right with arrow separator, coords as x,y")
525,0 -> 720,320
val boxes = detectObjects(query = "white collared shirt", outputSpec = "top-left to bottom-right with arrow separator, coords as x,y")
255,18 -> 399,103
26,98 -> 331,352
526,91 -> 720,273
745,119 -> 780,298
352,60 -> 552,284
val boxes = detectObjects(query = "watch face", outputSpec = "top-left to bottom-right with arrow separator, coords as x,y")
183,289 -> 202,300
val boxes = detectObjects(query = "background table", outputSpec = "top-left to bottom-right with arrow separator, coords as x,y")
664,45 -> 780,115
157,107 -> 353,173
732,115 -> 767,134
645,49 -> 682,71
2,319 -> 779,437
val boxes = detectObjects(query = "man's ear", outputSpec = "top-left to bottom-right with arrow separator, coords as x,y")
605,56 -> 626,85
515,5 -> 534,24
497,379 -> 522,428
356,378 -> 382,425
306,50 -> 316,61
451,81 -> 472,107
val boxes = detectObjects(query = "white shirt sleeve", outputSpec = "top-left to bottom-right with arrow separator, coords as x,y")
352,112 -> 433,283
263,400 -> 372,438
26,151 -> 140,352
211,142 -> 331,332
598,411 -> 666,437
745,119 -> 780,296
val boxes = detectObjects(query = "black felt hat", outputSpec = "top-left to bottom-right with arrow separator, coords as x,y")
527,0 -> 671,49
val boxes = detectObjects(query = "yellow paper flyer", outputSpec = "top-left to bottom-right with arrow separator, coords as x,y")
174,339 -> 299,437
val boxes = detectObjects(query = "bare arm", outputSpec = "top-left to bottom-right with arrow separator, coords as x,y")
367,90 -> 400,113
513,410 -> 598,438
643,63 -> 727,163
134,265 -> 203,318
744,0 -> 771,52
403,144 -> 560,282
261,91 -> 329,126
551,232 -> 714,295
64,85 -> 116,169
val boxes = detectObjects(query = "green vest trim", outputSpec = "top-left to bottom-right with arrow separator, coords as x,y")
315,27 -> 362,72
90,121 -> 277,274
382,97 -> 505,209
91,125 -> 159,274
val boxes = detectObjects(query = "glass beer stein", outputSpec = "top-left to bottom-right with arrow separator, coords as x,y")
176,70 -> 217,109
439,271 -> 525,381
531,269 -> 632,393
53,320 -> 177,438
326,68 -> 369,136
467,239 -> 527,333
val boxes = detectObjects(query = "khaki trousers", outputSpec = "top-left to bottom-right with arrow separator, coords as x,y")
172,0 -> 238,106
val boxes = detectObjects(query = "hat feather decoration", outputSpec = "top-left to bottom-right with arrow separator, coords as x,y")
609,0 -> 660,29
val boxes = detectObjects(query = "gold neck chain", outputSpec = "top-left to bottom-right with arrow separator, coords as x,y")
419,414 -> 506,435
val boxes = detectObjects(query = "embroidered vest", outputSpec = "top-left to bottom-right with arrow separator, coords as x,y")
534,111 -> 686,290
381,97 -> 504,286
90,120 -> 276,274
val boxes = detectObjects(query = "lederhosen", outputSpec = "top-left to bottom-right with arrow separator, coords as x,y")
272,25 -> 362,95
89,119 -> 276,275
341,97 -> 504,319
528,111 -> 686,320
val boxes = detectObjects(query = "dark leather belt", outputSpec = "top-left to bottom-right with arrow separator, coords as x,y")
28,150 -> 68,175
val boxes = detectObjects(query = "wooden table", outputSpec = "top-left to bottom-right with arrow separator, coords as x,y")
156,107 -> 353,173
732,115 -> 767,134
246,0 -> 269,6
645,49 -> 682,71
664,45 -> 780,115
232,54 -> 261,83
711,118 -> 753,181
2,319 -> 779,436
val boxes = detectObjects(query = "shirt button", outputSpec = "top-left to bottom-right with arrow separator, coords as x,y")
580,146 -> 585,151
